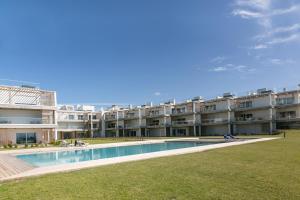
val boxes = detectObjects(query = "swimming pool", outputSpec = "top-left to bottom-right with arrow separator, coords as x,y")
17,141 -> 221,167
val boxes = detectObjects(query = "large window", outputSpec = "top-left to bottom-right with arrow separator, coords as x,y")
239,101 -> 252,108
16,133 -> 36,144
276,97 -> 295,105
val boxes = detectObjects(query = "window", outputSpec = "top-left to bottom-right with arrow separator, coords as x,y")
69,115 -> 75,120
279,111 -> 296,118
276,97 -> 295,105
205,105 -> 216,111
16,133 -> 36,144
78,115 -> 84,120
239,114 -> 253,120
239,101 -> 252,108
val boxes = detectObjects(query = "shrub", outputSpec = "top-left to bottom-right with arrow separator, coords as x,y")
31,144 -> 34,148
13,144 -> 18,148
7,143 -> 12,148
3,145 -> 8,148
25,143 -> 28,148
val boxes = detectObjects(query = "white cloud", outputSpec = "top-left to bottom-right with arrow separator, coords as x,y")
232,0 -> 300,48
212,66 -> 227,72
232,9 -> 264,19
211,64 -> 255,73
154,92 -> 161,96
271,5 -> 300,15
255,23 -> 300,39
267,33 -> 300,45
252,44 -> 268,49
269,58 -> 295,65
210,56 -> 227,63
235,0 -> 271,10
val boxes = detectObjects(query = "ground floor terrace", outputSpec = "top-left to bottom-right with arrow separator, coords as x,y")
0,128 -> 55,145
2,131 -> 299,199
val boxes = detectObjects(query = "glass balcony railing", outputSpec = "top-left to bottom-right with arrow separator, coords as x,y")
202,118 -> 228,124
172,120 -> 195,125
58,125 -> 85,130
0,117 -> 53,124
235,117 -> 269,122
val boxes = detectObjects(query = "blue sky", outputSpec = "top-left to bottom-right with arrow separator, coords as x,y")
0,0 -> 299,106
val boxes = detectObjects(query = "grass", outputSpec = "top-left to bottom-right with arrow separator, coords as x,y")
0,130 -> 299,199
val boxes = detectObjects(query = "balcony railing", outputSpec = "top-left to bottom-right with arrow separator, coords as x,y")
172,120 -> 195,126
105,115 -> 117,121
172,110 -> 193,115
124,124 -> 141,129
124,114 -> 138,119
147,122 -> 170,127
202,118 -> 228,124
147,112 -> 165,117
58,125 -> 85,130
235,117 -> 270,122
0,117 -> 53,124
276,116 -> 297,120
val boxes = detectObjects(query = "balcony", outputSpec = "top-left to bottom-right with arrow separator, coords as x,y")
200,106 -> 229,114
57,125 -> 86,131
58,117 -> 88,122
105,115 -> 117,121
172,120 -> 195,126
124,124 -> 141,129
147,122 -> 170,128
232,102 -> 271,111
202,118 -> 228,125
276,98 -> 298,108
146,111 -> 166,118
171,109 -> 193,116
276,116 -> 299,121
0,116 -> 56,128
124,113 -> 139,120
234,117 -> 271,124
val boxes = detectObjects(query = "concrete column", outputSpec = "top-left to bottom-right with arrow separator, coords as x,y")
137,128 -> 141,137
54,129 -> 58,141
90,112 -> 94,138
227,111 -> 231,134
116,112 -> 119,137
269,108 -> 273,134
101,113 -> 106,137
47,130 -> 50,143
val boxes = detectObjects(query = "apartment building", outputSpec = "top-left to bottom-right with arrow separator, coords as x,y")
2,84 -> 300,144
170,97 -> 203,136
200,94 -> 234,136
275,89 -> 300,129
57,105 -> 101,139
102,106 -> 126,137
232,89 -> 275,135
0,85 -> 57,145
123,106 -> 145,137
144,102 -> 174,137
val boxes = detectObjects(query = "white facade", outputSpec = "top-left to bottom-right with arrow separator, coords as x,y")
1,85 -> 300,144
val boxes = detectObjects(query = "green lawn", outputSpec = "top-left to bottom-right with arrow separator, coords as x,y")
1,131 -> 300,199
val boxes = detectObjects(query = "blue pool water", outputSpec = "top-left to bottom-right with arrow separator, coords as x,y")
17,141 -> 219,167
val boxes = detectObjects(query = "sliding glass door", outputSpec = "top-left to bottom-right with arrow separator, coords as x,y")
16,133 -> 36,144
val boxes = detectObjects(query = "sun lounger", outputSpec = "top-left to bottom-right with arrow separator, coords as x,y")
76,140 -> 89,147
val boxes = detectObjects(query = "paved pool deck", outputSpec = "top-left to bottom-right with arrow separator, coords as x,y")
0,137 -> 278,182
